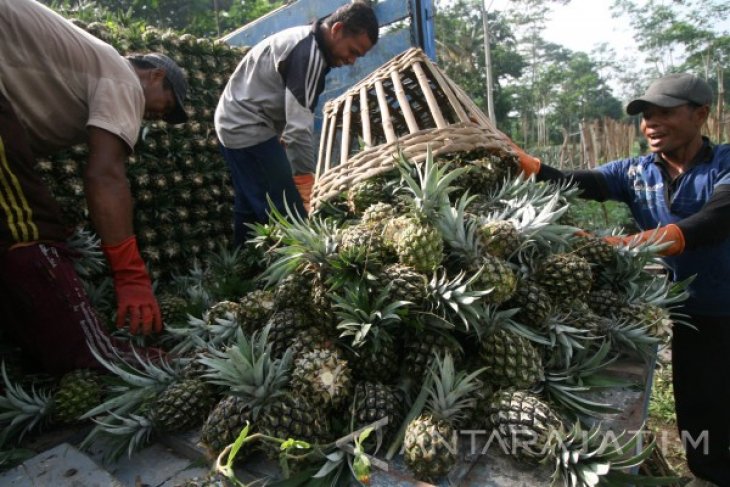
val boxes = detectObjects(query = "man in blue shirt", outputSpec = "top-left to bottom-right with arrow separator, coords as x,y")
515,73 -> 730,487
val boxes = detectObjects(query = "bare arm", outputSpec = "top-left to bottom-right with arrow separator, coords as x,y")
84,127 -> 134,245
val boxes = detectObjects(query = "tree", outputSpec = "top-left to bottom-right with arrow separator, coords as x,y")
435,0 -> 526,127
45,0 -> 282,37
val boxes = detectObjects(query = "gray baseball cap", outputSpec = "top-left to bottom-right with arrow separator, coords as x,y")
626,73 -> 713,115
137,53 -> 189,124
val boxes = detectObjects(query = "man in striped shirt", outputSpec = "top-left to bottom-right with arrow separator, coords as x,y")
215,1 -> 378,246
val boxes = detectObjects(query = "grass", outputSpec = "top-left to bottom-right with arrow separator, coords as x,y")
565,200 -> 636,233
647,363 -> 691,479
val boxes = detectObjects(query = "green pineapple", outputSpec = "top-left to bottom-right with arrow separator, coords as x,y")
347,177 -> 388,215
484,389 -> 563,463
536,253 -> 593,304
571,234 -> 616,267
479,219 -> 522,259
237,289 -> 275,334
394,216 -> 444,272
265,308 -> 311,358
361,202 -> 396,226
152,378 -> 216,433
480,328 -> 544,392
506,277 -> 553,329
291,348 -> 352,409
158,293 -> 189,325
403,353 -> 483,482
199,328 -> 293,456
351,381 -> 404,448
53,369 -> 103,424
377,264 -> 428,305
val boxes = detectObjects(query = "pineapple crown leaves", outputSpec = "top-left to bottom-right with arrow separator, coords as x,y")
436,192 -> 483,264
425,352 -> 484,426
396,148 -> 467,219
480,305 -> 551,347
332,282 -> 410,348
80,341 -> 178,419
167,312 -> 241,355
0,363 -> 54,445
542,342 -> 627,418
601,316 -> 663,359
255,199 -> 340,287
199,328 -> 293,417
547,422 -> 672,487
88,410 -> 155,462
65,227 -> 106,278
427,269 -> 491,332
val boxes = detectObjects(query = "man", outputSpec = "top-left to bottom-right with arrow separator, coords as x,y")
215,1 -> 378,246
514,73 -> 729,487
0,0 -> 188,373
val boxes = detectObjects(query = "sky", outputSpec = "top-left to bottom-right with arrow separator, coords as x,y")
489,0 -> 636,56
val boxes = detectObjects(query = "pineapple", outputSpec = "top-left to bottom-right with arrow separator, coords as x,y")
571,234 -> 615,267
199,328 -> 293,456
265,308 -> 311,359
479,219 -> 522,259
291,348 -> 352,409
377,264 -> 428,305
536,253 -> 593,304
393,216 -> 444,273
403,353 -> 483,481
152,378 -> 216,433
361,202 -> 396,226
506,277 -> 553,329
347,177 -> 388,215
333,283 -> 407,384
484,389 -> 563,463
351,381 -> 404,445
437,195 -> 516,304
237,289 -> 275,333
53,369 -> 103,424
158,293 -> 189,325
480,328 -> 544,392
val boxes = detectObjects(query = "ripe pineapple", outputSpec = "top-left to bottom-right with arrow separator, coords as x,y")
403,353 -> 483,482
158,293 -> 189,325
393,216 -> 444,273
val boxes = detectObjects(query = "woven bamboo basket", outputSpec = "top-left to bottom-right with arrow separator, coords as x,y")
312,47 -> 515,208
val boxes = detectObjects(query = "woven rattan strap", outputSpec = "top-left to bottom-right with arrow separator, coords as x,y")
312,48 -> 514,208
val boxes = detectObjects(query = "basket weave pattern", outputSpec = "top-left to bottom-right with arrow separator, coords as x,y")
312,48 -> 514,207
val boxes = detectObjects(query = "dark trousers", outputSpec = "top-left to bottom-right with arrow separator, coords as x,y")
220,137 -> 305,247
672,315 -> 730,484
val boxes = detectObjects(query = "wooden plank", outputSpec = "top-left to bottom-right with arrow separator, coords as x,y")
412,61 -> 446,129
360,86 -> 372,148
340,95 -> 353,166
390,69 -> 420,134
375,80 -> 397,143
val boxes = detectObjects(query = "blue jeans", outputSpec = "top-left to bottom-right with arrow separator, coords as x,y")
220,137 -> 305,247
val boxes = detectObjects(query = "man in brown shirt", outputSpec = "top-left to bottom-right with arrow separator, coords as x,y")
0,0 -> 188,372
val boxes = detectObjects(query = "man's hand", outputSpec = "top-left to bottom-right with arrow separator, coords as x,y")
496,129 -> 541,176
293,173 -> 315,213
603,224 -> 685,256
102,235 -> 162,335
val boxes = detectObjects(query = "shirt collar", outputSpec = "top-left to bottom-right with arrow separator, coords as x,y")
654,136 -> 715,169
312,20 -> 335,68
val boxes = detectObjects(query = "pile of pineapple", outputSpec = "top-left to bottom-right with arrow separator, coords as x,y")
33,19 -> 247,280
0,146 -> 684,483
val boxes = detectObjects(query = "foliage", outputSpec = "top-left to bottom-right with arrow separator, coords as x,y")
648,364 -> 676,425
43,0 -> 283,37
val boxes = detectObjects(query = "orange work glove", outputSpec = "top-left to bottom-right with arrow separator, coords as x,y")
507,139 -> 541,176
102,235 -> 162,335
293,173 -> 314,213
603,224 -> 685,257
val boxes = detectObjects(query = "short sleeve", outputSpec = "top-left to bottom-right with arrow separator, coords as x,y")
87,77 -> 144,151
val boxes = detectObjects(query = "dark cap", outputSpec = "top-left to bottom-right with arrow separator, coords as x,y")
626,73 -> 713,115
137,53 -> 188,124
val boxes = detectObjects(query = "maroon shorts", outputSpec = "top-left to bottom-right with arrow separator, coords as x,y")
0,243 -> 156,375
